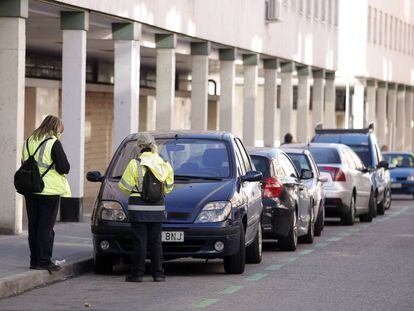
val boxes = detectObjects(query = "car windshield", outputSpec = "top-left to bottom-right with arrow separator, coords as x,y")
383,154 -> 414,168
110,138 -> 231,179
309,147 -> 341,164
250,155 -> 270,180
348,145 -> 372,167
286,153 -> 311,173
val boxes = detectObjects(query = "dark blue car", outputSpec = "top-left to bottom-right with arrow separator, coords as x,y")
87,131 -> 263,275
383,152 -> 414,199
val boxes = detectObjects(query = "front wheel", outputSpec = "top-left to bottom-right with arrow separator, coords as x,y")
278,212 -> 298,251
299,206 -> 314,243
246,221 -> 262,264
224,225 -> 246,274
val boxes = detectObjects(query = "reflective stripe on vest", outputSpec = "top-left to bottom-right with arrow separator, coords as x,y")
135,159 -> 143,193
37,140 -> 56,170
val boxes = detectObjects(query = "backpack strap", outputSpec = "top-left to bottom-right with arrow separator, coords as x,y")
41,161 -> 55,178
32,137 -> 54,157
134,159 -> 144,193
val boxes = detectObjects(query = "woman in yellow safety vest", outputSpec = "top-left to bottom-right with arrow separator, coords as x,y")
119,133 -> 174,282
22,115 -> 71,272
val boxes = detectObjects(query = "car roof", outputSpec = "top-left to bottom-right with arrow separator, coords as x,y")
123,130 -> 234,142
280,148 -> 310,156
312,133 -> 370,145
282,142 -> 346,150
247,147 -> 286,159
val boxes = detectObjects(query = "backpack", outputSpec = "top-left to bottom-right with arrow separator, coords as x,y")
14,137 -> 54,195
139,165 -> 165,203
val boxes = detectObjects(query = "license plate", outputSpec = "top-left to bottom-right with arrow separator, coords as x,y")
162,231 -> 184,242
391,183 -> 402,189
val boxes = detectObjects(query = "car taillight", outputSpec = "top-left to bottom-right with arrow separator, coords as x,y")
263,177 -> 283,198
319,166 -> 346,182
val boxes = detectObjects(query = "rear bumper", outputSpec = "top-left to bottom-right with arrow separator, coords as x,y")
261,200 -> 294,238
92,220 -> 241,260
323,187 -> 351,217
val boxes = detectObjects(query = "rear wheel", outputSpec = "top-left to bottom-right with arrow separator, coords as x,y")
299,206 -> 314,243
377,198 -> 385,215
93,255 -> 114,275
360,192 -> 374,222
278,212 -> 298,251
246,221 -> 262,264
224,225 -> 246,274
341,195 -> 355,226
314,203 -> 324,237
384,188 -> 392,209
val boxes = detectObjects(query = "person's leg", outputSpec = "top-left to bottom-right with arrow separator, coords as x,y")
25,195 -> 40,267
130,222 -> 148,276
36,195 -> 59,267
148,222 -> 164,280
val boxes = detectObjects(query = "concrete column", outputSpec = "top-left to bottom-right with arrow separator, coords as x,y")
396,85 -> 406,151
0,0 -> 28,234
280,62 -> 294,141
242,54 -> 259,147
352,83 -> 364,129
112,22 -> 141,151
312,69 -> 325,128
387,83 -> 397,150
263,59 -> 278,147
190,42 -> 210,130
324,72 -> 336,128
376,82 -> 387,147
60,11 -> 88,221
219,49 -> 236,133
297,66 -> 311,143
404,87 -> 413,151
365,79 -> 377,127
155,34 -> 176,130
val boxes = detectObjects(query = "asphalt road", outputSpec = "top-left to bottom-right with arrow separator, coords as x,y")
1,197 -> 414,311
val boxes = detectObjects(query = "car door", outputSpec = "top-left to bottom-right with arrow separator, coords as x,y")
349,149 -> 371,212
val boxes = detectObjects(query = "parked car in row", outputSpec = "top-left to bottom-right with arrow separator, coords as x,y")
87,131 -> 263,275
285,143 -> 374,225
312,124 -> 391,215
248,147 -> 314,251
281,148 -> 327,236
383,152 -> 414,199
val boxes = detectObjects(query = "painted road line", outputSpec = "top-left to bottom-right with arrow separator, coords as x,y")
327,236 -> 343,242
193,298 -> 219,308
337,232 -> 353,237
314,242 -> 329,248
285,256 -> 299,262
244,273 -> 267,281
265,264 -> 285,271
218,285 -> 244,295
298,249 -> 314,255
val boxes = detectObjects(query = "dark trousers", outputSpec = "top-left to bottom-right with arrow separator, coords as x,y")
24,194 -> 60,267
131,222 -> 164,277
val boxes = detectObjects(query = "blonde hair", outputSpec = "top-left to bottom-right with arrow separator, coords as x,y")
31,115 -> 64,140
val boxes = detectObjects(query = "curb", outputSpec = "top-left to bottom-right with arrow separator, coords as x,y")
0,257 -> 93,300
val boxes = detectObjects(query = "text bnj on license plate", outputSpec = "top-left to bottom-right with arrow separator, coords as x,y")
162,231 -> 184,242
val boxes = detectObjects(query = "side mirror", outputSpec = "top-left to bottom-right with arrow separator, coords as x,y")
87,171 -> 104,182
241,170 -> 263,183
318,176 -> 328,183
377,160 -> 389,169
300,169 -> 314,180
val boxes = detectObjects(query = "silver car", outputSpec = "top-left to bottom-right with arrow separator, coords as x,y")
285,143 -> 374,225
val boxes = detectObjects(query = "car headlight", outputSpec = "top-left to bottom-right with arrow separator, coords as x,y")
407,174 -> 414,181
99,201 -> 127,222
195,201 -> 232,223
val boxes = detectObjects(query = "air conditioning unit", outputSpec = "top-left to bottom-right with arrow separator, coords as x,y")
266,0 -> 282,22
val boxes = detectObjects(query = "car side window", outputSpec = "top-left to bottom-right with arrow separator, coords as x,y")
350,149 -> 364,170
308,154 -> 320,178
280,154 -> 298,178
233,141 -> 246,176
342,149 -> 356,169
374,143 -> 383,162
235,139 -> 253,171
273,159 -> 285,178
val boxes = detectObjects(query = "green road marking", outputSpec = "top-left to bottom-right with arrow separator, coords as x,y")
265,264 -> 285,271
298,249 -> 314,255
327,236 -> 343,242
218,285 -> 244,294
193,298 -> 219,308
314,242 -> 329,248
360,224 -> 370,228
337,232 -> 352,236
285,256 -> 299,262
245,273 -> 267,281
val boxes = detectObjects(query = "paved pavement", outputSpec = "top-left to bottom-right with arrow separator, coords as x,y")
0,197 -> 413,310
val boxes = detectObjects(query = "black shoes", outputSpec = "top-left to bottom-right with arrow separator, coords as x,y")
153,276 -> 166,282
125,274 -> 143,282
31,263 -> 62,272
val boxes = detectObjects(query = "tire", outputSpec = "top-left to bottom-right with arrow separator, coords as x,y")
314,203 -> 323,237
299,206 -> 314,244
372,193 -> 378,217
384,188 -> 392,210
341,195 -> 355,226
93,255 -> 114,275
246,221 -> 262,264
360,192 -> 374,223
377,198 -> 385,215
278,211 -> 298,251
224,225 -> 246,274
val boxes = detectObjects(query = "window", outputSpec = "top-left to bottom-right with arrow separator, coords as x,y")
279,154 -> 298,178
286,153 -> 312,173
383,154 -> 414,168
367,6 -> 372,42
251,156 -> 270,179
309,147 -> 341,164
314,0 -> 319,20
234,142 -> 246,176
234,139 -> 253,171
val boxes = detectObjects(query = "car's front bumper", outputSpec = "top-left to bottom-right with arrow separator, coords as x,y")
390,180 -> 414,194
92,220 -> 242,260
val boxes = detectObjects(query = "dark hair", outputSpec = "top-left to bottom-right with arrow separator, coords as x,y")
284,133 -> 293,144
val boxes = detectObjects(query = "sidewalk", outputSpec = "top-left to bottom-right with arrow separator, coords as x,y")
0,219 -> 93,299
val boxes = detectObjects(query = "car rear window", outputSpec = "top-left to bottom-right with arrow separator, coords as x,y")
348,145 -> 371,167
110,138 -> 231,179
286,153 -> 311,173
309,147 -> 341,164
250,155 -> 270,180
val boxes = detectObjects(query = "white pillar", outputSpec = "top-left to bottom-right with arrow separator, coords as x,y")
112,22 -> 141,151
242,54 -> 259,147
312,69 -> 325,128
280,62 -> 294,141
60,11 -> 88,220
263,59 -> 278,147
219,49 -> 236,133
190,42 -> 210,130
297,66 -> 311,143
387,84 -> 397,150
0,0 -> 27,234
396,85 -> 406,151
376,82 -> 387,148
155,34 -> 176,130
366,79 -> 377,127
404,87 -> 413,151
324,72 -> 336,129
352,83 -> 364,129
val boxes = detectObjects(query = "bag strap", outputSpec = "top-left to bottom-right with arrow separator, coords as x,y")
32,137 -> 54,157
41,161 -> 55,178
